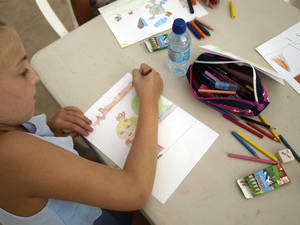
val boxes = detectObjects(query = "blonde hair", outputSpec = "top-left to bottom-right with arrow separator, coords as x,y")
116,117 -> 138,136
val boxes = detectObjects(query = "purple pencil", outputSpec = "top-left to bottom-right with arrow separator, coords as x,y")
197,98 -> 239,121
228,153 -> 278,165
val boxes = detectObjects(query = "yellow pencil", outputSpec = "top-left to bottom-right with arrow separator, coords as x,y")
230,0 -> 236,19
258,114 -> 281,143
236,131 -> 278,162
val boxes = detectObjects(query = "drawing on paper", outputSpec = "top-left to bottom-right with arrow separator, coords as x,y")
116,112 -> 138,146
154,17 -> 168,27
114,14 -> 122,22
271,54 -> 290,72
145,0 -> 167,20
294,74 -> 300,83
115,110 -> 164,152
93,82 -> 133,126
99,0 -> 207,47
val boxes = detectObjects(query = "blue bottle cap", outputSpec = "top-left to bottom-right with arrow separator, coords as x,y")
172,18 -> 186,34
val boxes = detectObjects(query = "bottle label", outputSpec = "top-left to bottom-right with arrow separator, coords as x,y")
168,48 -> 190,63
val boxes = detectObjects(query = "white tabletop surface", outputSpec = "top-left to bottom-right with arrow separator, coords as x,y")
32,1 -> 300,225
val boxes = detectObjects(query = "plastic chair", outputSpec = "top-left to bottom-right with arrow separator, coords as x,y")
35,0 -> 78,37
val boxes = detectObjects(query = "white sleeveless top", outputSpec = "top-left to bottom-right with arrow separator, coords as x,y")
0,114 -> 102,225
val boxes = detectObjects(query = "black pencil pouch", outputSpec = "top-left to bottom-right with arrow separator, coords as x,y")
186,53 -> 270,116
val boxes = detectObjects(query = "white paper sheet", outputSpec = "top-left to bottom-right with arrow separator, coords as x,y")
256,22 -> 300,94
85,73 -> 218,203
99,0 -> 208,47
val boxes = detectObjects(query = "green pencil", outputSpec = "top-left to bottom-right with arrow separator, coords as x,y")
194,20 -> 211,36
279,134 -> 300,162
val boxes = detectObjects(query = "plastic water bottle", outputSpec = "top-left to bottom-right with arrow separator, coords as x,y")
168,18 -> 191,76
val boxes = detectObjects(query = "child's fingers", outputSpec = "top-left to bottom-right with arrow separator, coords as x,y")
139,63 -> 152,76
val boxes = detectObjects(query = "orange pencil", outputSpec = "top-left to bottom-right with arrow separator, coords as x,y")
198,89 -> 236,95
190,20 -> 205,38
192,0 -> 196,5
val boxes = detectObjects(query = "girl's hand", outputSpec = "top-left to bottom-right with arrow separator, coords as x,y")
132,63 -> 163,106
47,106 -> 93,137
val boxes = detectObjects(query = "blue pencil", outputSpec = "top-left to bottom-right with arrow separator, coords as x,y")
231,131 -> 260,158
186,22 -> 201,39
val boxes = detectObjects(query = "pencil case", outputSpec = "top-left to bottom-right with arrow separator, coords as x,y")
186,53 -> 270,116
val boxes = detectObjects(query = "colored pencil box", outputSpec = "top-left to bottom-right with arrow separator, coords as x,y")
186,53 -> 270,116
237,164 -> 291,199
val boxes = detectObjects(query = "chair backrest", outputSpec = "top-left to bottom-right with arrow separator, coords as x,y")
35,0 -> 78,38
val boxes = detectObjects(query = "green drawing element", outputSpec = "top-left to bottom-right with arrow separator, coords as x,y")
145,0 -> 167,20
131,95 -> 171,116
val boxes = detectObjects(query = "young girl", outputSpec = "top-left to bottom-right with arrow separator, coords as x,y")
0,21 -> 163,225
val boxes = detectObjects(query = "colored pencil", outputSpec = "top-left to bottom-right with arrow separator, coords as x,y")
258,114 -> 281,143
223,114 -> 264,138
236,131 -> 278,162
186,22 -> 201,39
228,153 -> 278,165
279,134 -> 300,162
245,84 -> 254,92
240,116 -> 271,129
197,98 -> 239,121
246,122 -> 279,142
198,89 -> 236,95
230,0 -> 236,18
195,17 -> 215,30
190,20 -> 206,38
194,20 -> 211,36
192,0 -> 196,5
231,131 -> 259,158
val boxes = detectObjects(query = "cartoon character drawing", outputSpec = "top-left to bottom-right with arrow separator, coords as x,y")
116,112 -> 137,146
116,111 -> 164,152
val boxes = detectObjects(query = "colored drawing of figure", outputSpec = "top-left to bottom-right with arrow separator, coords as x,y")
116,112 -> 137,146
116,112 -> 164,152
145,0 -> 167,20
93,82 -> 133,126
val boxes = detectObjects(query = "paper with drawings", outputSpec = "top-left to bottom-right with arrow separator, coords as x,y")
85,73 -> 218,203
98,0 -> 208,47
256,22 -> 300,94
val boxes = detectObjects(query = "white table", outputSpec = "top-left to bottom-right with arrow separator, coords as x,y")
32,1 -> 300,225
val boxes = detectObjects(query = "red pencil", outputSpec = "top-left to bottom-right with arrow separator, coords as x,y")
246,121 -> 280,142
223,114 -> 264,138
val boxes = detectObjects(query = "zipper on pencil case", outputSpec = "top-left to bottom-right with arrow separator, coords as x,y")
194,60 -> 259,103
